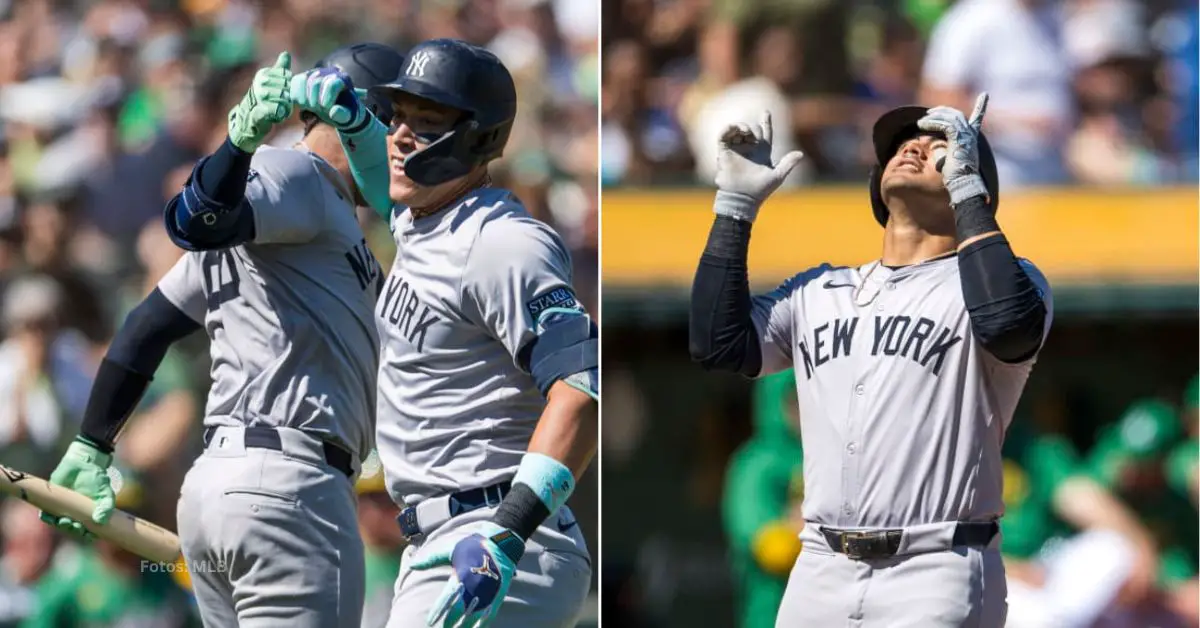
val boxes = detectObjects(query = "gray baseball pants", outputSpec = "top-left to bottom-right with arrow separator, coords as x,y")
176,425 -> 364,627
775,523 -> 1007,627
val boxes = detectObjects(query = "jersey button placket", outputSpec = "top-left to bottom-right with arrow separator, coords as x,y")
842,379 -> 868,524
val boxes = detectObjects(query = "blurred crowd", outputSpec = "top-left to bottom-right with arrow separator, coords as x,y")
715,372 -> 1195,628
600,0 -> 1200,188
724,371 -> 1199,628
0,0 -> 597,626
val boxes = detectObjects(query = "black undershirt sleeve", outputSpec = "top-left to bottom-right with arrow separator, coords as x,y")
688,215 -> 762,377
954,195 -> 1047,363
79,289 -> 202,452
197,137 -> 254,206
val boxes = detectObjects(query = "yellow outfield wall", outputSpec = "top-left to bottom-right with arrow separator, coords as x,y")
601,187 -> 1200,287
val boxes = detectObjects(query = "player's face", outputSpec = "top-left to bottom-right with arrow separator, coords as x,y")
881,133 -> 948,194
386,94 -> 467,206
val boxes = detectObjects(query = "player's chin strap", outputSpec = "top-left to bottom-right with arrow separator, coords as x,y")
489,453 -> 576,562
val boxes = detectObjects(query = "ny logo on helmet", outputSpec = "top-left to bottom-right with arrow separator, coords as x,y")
407,51 -> 432,78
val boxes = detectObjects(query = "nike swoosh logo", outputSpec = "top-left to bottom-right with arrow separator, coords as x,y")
823,280 -> 855,289
557,519 -> 578,533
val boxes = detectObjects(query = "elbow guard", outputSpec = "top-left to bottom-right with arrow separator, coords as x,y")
959,235 -> 1049,363
969,297 -> 1046,363
339,116 -> 393,220
164,158 -> 256,251
522,308 -> 598,400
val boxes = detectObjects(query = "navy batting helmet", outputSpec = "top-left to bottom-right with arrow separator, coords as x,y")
307,42 -> 406,126
369,39 -> 517,187
868,106 -> 999,228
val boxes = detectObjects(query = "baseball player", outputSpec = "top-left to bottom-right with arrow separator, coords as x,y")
291,38 -> 597,628
689,93 -> 1053,627
41,43 -> 405,627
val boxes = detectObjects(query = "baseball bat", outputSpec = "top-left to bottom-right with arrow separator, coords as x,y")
0,464 -> 181,563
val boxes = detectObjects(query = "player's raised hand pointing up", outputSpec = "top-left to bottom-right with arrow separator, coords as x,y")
228,51 -> 295,153
713,110 -> 804,223
917,92 -> 990,206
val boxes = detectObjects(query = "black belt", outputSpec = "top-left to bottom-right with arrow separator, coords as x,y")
397,481 -> 512,540
821,521 -> 998,560
203,426 -> 354,478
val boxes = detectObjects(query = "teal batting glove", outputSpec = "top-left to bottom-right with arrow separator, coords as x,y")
409,521 -> 523,628
290,68 -> 369,131
39,437 -> 113,540
228,52 -> 294,152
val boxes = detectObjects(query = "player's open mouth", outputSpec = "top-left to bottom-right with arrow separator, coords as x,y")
896,158 -> 922,171
390,156 -> 407,177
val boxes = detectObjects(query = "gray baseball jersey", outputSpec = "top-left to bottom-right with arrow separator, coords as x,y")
752,255 -> 1052,528
158,145 -> 383,458
374,187 -> 582,504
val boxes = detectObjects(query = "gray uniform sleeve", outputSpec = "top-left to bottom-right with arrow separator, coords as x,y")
750,276 -> 800,377
749,264 -> 832,377
157,253 -> 207,324
246,147 -> 326,245
462,217 -> 580,367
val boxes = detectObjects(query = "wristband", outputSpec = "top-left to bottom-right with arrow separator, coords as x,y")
946,172 -> 989,207
491,453 -> 575,549
713,190 -> 762,223
953,193 -> 999,242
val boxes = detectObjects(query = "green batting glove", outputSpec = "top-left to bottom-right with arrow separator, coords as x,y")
39,437 -> 114,540
228,51 -> 294,153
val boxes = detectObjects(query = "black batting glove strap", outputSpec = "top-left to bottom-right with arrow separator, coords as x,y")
953,193 -> 1000,242
688,216 -> 763,377
79,359 -> 152,452
75,434 -> 114,455
491,483 -> 550,558
957,235 -> 1047,363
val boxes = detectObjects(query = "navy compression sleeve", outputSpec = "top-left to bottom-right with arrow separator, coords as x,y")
164,137 -> 257,251
689,216 -> 762,377
955,195 -> 1047,363
79,289 -> 201,452
197,137 -> 254,205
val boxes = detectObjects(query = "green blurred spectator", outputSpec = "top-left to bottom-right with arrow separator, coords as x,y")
1084,399 -> 1197,587
997,420 -> 1082,561
722,370 -> 803,628
19,471 -> 199,628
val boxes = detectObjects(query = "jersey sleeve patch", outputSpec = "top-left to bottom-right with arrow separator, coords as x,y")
525,287 -> 578,322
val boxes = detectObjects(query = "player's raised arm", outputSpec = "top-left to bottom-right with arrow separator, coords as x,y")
916,94 -> 1053,363
163,53 -> 305,251
289,44 -> 403,219
40,255 -> 205,536
688,111 -> 805,378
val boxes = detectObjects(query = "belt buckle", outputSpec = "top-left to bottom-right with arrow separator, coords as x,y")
841,531 -> 872,559
397,507 -> 422,541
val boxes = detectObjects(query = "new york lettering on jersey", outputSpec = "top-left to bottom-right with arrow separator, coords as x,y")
795,314 -> 963,379
377,273 -> 443,353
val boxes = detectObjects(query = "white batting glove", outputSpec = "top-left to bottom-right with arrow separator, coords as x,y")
712,111 -> 805,223
917,93 -> 990,206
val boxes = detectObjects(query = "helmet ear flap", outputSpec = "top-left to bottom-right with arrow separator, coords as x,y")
869,165 -> 888,227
